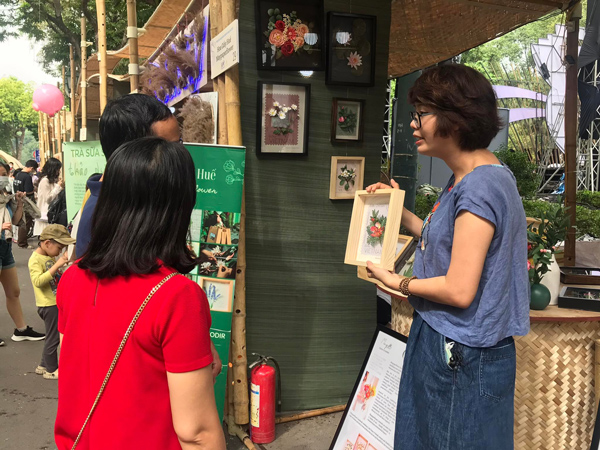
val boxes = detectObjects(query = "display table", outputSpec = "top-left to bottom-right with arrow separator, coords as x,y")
385,287 -> 600,450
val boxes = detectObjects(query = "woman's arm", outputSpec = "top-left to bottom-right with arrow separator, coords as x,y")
47,181 -> 63,204
167,366 -> 226,450
367,211 -> 495,309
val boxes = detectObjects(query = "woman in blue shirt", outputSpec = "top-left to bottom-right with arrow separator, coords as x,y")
367,65 -> 529,449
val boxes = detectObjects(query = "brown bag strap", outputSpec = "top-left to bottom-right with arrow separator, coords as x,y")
71,272 -> 180,450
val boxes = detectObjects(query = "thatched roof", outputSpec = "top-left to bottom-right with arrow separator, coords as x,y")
388,0 -> 566,77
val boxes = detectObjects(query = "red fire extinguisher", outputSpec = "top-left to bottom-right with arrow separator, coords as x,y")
248,354 -> 281,444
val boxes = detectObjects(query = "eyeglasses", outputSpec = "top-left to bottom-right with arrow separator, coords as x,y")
409,111 -> 434,129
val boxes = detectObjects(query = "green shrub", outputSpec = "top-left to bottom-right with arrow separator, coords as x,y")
414,193 -> 438,220
577,190 -> 600,209
522,198 -> 600,238
494,147 -> 540,199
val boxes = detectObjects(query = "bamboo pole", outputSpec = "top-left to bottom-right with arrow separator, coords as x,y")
224,417 -> 258,450
275,405 -> 347,424
221,0 -> 248,425
96,0 -> 108,112
210,0 -> 228,145
126,0 -> 139,92
563,3 -> 581,266
70,44 -> 76,142
81,14 -> 88,141
56,113 -> 62,156
595,339 -> 600,409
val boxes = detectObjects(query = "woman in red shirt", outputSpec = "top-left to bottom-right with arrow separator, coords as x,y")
55,137 -> 226,450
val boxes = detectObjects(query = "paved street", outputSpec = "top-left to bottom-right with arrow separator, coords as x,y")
0,242 -> 342,450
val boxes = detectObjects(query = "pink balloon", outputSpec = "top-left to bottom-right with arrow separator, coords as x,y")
32,84 -> 64,117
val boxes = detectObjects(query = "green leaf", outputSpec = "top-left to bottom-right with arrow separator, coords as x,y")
267,8 -> 274,15
273,8 -> 280,15
276,15 -> 283,21
345,184 -> 350,191
340,180 -> 345,186
273,129 -> 281,135
269,16 -> 276,23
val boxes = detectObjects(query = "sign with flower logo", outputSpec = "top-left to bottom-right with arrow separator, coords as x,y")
258,81 -> 310,154
255,0 -> 325,70
331,98 -> 365,142
326,12 -> 377,86
329,156 -> 365,200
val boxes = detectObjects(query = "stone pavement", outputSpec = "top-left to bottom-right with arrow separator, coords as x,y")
0,242 -> 343,449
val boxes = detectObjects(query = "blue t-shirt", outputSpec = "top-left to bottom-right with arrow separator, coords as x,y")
409,164 -> 530,348
75,175 -> 102,258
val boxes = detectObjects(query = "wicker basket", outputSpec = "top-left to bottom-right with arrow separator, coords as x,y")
391,298 -> 599,449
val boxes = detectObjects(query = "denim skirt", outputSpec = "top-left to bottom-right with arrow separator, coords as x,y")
394,312 -> 516,450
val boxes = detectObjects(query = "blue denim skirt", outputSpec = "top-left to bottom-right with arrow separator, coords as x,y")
395,312 -> 516,450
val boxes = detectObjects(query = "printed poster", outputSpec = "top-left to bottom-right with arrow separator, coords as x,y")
185,143 -> 245,421
330,326 -> 407,450
62,141 -> 106,220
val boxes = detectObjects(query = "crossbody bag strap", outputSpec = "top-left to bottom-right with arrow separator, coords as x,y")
71,272 -> 181,450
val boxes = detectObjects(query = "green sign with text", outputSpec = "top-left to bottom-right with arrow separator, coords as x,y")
185,143 -> 245,421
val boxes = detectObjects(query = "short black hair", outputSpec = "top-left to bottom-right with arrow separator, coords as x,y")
78,137 -> 199,278
41,157 -> 62,184
25,160 -> 39,169
408,64 -> 502,151
99,93 -> 173,160
0,162 -> 9,174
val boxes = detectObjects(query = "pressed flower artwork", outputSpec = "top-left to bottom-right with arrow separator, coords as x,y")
357,198 -> 389,263
258,82 -> 310,154
331,98 -> 364,142
329,156 -> 364,200
255,0 -> 325,70
199,277 -> 234,313
326,12 -> 376,86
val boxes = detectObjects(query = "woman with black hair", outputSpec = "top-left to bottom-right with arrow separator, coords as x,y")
55,138 -> 226,449
34,157 -> 64,236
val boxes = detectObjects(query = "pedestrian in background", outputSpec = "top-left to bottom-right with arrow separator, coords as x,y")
0,162 -> 45,346
28,224 -> 74,380
34,157 -> 64,236
14,159 -> 38,249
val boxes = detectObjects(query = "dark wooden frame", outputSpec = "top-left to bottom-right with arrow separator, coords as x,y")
559,266 -> 600,285
256,81 -> 311,155
255,0 -> 325,71
331,98 -> 365,143
326,12 -> 377,87
558,286 -> 600,312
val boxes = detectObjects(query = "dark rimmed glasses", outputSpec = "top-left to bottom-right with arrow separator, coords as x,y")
409,111 -> 434,129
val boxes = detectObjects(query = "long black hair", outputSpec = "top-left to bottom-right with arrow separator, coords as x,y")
78,137 -> 199,278
41,157 -> 62,184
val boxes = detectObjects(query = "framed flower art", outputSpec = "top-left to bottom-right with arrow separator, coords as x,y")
329,156 -> 365,200
257,81 -> 310,155
331,98 -> 365,143
326,12 -> 376,86
255,0 -> 325,71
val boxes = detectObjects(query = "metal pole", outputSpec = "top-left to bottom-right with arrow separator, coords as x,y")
563,2 -> 582,266
127,0 -> 139,92
96,0 -> 108,112
70,44 -> 76,142
81,14 -> 88,141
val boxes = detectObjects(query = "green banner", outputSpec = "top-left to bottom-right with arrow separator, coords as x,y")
185,143 -> 246,421
62,141 -> 106,220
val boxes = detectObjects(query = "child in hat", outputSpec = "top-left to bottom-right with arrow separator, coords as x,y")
28,224 -> 75,380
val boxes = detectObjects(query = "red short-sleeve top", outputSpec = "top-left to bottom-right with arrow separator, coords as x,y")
55,264 -> 212,450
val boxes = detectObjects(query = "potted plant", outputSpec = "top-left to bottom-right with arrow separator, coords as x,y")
527,202 -> 571,310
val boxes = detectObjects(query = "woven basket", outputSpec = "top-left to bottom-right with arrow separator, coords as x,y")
391,298 -> 599,449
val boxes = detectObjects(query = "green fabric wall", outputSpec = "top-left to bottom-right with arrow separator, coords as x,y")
239,0 -> 392,411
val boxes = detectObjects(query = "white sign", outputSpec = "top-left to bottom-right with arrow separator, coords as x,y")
211,19 -> 239,79
330,327 -> 407,450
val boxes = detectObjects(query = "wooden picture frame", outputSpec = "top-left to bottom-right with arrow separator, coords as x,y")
198,277 -> 235,313
257,81 -> 311,155
331,98 -> 365,143
394,235 -> 414,267
326,12 -> 377,87
255,0 -> 325,71
345,189 -> 405,271
329,156 -> 365,200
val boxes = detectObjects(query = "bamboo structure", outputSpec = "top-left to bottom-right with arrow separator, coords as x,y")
563,3 -> 581,266
275,405 -> 347,424
127,0 -> 139,92
96,0 -> 108,112
210,0 -> 228,145
81,14 -> 88,141
70,44 -> 76,142
595,339 -> 600,409
220,0 -> 248,426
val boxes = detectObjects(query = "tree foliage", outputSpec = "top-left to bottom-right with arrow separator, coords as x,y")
0,0 -> 159,77
0,77 -> 38,162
